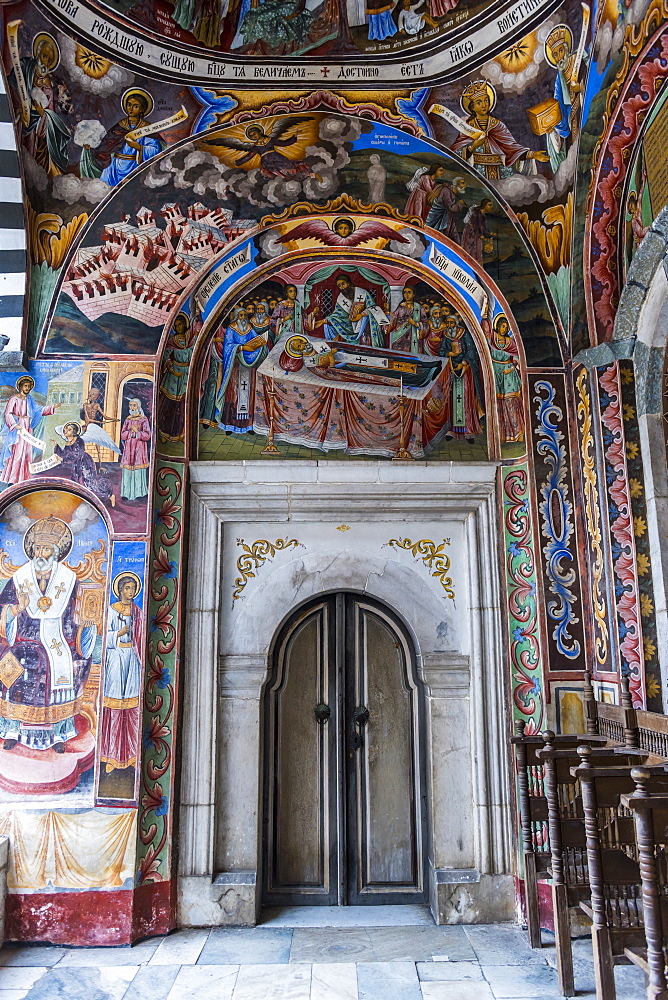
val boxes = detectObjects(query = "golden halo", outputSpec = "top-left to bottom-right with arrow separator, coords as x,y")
112,571 -> 142,599
545,25 -> 573,67
16,375 -> 34,392
23,517 -> 72,563
32,33 -> 60,70
284,335 -> 313,359
122,87 -> 154,117
461,82 -> 496,116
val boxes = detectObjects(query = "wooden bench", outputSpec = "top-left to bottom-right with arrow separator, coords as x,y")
620,767 -> 668,1000
538,733 -> 649,995
511,720 -> 609,949
571,746 -> 668,1000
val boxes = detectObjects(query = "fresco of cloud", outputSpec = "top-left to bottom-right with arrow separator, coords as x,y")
57,32 -> 135,96
493,142 -> 578,206
481,18 -> 559,95
594,0 -> 651,72
144,115 -> 363,210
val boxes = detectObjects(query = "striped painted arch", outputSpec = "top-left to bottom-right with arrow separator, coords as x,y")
0,71 -> 25,361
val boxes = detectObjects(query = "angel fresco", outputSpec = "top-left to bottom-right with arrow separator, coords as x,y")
205,117 -> 318,178
278,217 -> 410,248
0,376 -> 60,487
80,88 -> 164,187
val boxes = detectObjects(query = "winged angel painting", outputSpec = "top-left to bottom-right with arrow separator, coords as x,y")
203,116 -> 320,179
277,217 -> 410,247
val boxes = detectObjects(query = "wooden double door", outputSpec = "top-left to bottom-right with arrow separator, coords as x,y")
262,593 -> 427,906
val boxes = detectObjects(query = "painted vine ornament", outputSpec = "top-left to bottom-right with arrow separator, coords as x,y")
139,464 -> 181,884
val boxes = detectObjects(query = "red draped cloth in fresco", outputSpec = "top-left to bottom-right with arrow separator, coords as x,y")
254,377 -> 445,457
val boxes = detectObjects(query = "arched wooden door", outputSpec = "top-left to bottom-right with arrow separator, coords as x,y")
262,593 -> 427,906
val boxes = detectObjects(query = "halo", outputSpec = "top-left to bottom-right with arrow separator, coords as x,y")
173,311 -> 190,333
545,25 -> 573,67
55,422 -> 82,439
32,32 -> 60,70
332,217 -> 355,232
23,517 -> 73,563
461,82 -> 496,116
112,571 -> 142,599
284,335 -> 313,359
16,376 -> 35,392
493,313 -> 509,332
122,87 -> 153,117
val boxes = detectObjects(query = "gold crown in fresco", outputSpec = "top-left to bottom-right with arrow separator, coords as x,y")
461,80 -> 496,115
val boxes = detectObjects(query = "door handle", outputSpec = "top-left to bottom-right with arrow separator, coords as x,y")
314,703 -> 330,725
351,706 -> 369,749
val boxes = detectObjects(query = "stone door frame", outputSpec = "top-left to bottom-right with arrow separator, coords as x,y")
178,461 -> 514,926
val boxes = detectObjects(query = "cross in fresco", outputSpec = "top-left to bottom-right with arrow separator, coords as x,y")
50,638 -> 64,656
54,582 -> 66,598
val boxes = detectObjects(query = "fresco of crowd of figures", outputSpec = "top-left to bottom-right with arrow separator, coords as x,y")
0,0 -> 664,938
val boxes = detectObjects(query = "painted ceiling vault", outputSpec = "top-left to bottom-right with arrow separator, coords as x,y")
0,0 -> 665,948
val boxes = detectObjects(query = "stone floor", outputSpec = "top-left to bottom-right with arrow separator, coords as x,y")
0,907 -> 648,1000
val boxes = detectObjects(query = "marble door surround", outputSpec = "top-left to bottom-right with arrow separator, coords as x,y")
178,462 -> 514,927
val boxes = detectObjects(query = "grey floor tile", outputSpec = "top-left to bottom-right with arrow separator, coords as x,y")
357,961 -> 422,1000
0,972 -> 46,991
420,983 -> 494,1000
23,966 -> 138,1000
56,940 -> 160,967
462,926 -> 546,966
261,905 -> 433,927
122,965 -> 182,1000
481,963 -> 563,999
167,964 -> 238,1000
310,962 -> 357,1000
232,964 -> 311,999
0,948 -> 65,968
199,927 -> 292,965
290,929 -> 376,963
365,927 -> 476,963
149,930 -> 209,966
417,961 -> 483,981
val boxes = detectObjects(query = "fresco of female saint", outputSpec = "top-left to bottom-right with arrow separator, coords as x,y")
158,312 -> 198,443
99,573 -> 142,777
9,30 -> 70,178
488,314 -> 524,444
120,400 -> 151,501
80,89 -> 164,187
451,80 -> 549,181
